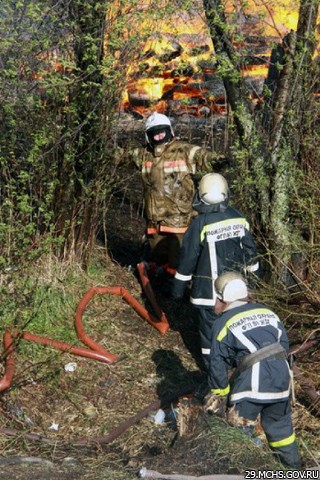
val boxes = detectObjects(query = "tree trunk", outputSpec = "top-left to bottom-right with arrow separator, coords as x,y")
268,0 -> 319,283
202,0 -> 270,229
202,0 -> 320,286
52,0 -> 107,265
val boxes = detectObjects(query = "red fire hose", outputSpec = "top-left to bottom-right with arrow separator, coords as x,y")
20,331 -> 117,364
136,262 -> 170,329
0,383 -> 196,447
0,326 -> 116,394
0,329 -> 15,392
0,284 -> 170,393
74,286 -> 170,342
0,335 -> 318,447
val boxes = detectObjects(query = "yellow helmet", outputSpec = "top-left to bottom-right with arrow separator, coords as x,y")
214,271 -> 248,302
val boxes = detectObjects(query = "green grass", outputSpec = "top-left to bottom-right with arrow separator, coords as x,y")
0,253 -> 319,477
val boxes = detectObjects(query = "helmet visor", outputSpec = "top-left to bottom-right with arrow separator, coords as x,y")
146,125 -> 172,146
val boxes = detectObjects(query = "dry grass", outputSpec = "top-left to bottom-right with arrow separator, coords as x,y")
0,253 -> 319,480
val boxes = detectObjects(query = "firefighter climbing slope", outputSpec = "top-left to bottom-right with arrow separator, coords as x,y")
131,112 -> 224,275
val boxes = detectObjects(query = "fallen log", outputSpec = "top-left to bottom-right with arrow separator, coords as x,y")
139,469 -> 245,480
138,467 -> 320,480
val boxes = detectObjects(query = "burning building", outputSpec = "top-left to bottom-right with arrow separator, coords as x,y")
120,0 -> 301,118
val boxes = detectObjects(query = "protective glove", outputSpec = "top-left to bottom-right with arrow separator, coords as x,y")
203,392 -> 228,418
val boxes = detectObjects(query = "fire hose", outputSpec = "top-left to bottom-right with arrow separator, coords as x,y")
136,261 -> 320,412
0,278 -> 318,447
136,262 -> 169,323
0,338 -> 318,448
0,285 -> 170,393
0,383 -> 196,446
0,266 -> 170,392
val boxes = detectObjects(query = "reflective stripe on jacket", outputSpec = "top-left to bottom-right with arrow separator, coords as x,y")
172,207 -> 259,306
132,139 -> 215,230
209,302 -> 291,403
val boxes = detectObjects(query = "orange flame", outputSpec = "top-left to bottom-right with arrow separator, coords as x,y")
121,0 -> 318,116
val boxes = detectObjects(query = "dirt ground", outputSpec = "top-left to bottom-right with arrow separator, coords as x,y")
0,194 -> 319,480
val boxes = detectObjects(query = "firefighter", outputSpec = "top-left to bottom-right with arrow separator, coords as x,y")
131,112 -> 223,276
204,271 -> 301,469
171,173 -> 259,371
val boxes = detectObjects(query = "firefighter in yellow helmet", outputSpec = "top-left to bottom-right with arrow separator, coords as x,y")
204,271 -> 301,469
132,112 -> 223,276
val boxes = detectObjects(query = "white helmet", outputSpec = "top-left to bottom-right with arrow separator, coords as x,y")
198,173 -> 228,205
145,112 -> 172,131
214,271 -> 248,302
145,112 -> 174,146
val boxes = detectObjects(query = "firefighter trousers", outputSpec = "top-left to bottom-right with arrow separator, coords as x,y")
193,307 -> 217,372
234,400 -> 301,469
148,231 -> 184,271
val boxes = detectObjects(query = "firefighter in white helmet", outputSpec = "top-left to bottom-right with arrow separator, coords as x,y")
172,173 -> 259,371
203,271 -> 301,469
131,112 -> 224,276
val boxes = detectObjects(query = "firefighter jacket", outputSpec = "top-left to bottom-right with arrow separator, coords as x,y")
208,301 -> 291,404
132,139 -> 217,235
172,201 -> 259,306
